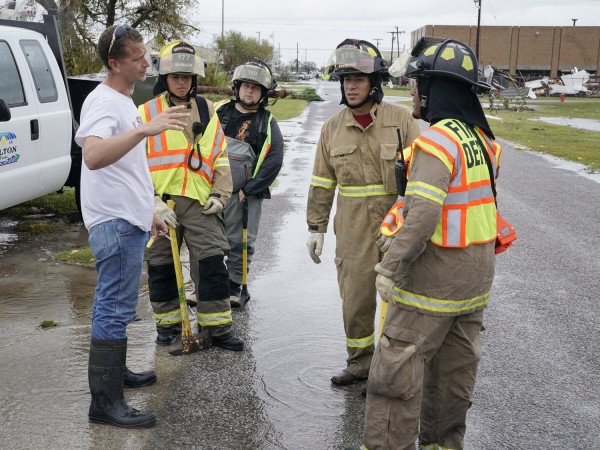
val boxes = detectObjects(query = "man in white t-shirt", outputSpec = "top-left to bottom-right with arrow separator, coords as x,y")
75,24 -> 189,429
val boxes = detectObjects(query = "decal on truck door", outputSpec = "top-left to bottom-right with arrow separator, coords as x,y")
0,132 -> 19,167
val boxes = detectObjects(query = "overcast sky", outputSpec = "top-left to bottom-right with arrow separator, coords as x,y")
191,0 -> 600,66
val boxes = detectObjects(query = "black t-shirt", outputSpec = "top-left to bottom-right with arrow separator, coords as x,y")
217,104 -> 262,155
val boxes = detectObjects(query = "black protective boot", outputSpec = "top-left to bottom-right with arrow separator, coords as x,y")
88,339 -> 156,428
155,325 -> 181,346
212,330 -> 244,351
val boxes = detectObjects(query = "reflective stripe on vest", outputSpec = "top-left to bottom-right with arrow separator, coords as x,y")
411,119 -> 499,247
153,309 -> 182,326
253,114 -> 273,176
196,310 -> 233,327
346,333 -> 375,349
380,148 -> 413,236
380,196 -> 405,237
391,286 -> 490,314
140,95 -> 227,203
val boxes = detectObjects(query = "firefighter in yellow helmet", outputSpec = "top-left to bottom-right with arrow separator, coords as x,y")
306,39 -> 420,386
139,40 -> 244,351
361,38 -> 502,449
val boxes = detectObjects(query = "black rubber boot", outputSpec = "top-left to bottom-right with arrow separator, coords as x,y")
122,338 -> 156,388
212,330 -> 244,352
123,367 -> 157,388
88,339 -> 156,428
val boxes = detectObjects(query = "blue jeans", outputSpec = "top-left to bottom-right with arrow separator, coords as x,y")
88,219 -> 148,340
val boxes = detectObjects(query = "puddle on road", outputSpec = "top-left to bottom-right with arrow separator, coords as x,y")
0,81 -> 369,449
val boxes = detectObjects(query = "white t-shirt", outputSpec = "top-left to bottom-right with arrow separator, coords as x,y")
75,84 -> 154,231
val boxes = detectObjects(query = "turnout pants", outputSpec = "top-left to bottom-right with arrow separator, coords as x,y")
147,196 -> 233,337
363,304 -> 483,450
334,196 -> 390,378
223,194 -> 262,285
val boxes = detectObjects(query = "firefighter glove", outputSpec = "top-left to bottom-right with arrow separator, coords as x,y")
154,196 -> 178,228
376,233 -> 394,254
307,232 -> 324,264
376,274 -> 395,303
202,197 -> 224,215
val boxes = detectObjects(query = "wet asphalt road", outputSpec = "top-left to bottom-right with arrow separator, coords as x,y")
0,80 -> 599,449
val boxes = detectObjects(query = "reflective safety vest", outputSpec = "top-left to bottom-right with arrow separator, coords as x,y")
139,95 -> 228,203
214,99 -> 274,177
380,147 -> 413,237
407,119 -> 500,247
380,196 -> 405,237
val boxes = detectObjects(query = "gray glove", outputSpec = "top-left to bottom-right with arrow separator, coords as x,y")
376,233 -> 394,254
306,232 -> 324,264
202,197 -> 224,215
153,196 -> 178,228
375,274 -> 395,303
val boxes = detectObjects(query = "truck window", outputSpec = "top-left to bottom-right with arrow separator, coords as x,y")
0,41 -> 26,106
20,39 -> 58,103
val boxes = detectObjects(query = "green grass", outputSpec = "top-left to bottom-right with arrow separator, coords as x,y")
0,187 -> 80,221
381,93 -> 600,173
54,247 -> 95,268
199,93 -> 309,122
383,86 -> 413,97
488,98 -> 600,172
268,98 -> 308,121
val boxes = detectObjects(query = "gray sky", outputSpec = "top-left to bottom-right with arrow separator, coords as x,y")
192,0 -> 600,66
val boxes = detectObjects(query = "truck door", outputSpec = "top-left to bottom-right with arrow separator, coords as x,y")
0,37 -> 41,209
19,38 -> 71,198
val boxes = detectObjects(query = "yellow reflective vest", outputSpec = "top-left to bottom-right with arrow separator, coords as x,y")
381,119 -> 501,246
139,95 -> 228,203
412,118 -> 500,247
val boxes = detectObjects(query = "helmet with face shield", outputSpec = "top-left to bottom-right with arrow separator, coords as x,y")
231,59 -> 277,108
325,39 -> 389,108
152,40 -> 205,100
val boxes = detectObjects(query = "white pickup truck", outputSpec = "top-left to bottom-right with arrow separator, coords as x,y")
0,12 -> 82,211
0,11 -> 155,213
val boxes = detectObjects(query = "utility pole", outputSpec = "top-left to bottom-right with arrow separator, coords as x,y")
571,18 -> 578,26
296,42 -> 299,73
394,27 -> 405,58
388,31 -> 395,64
474,0 -> 482,60
221,0 -> 224,40
256,31 -> 260,44
373,38 -> 382,48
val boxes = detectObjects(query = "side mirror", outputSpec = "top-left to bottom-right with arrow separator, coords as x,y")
0,99 -> 11,122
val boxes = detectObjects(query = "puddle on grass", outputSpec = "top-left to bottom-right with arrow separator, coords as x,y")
529,117 -> 600,131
